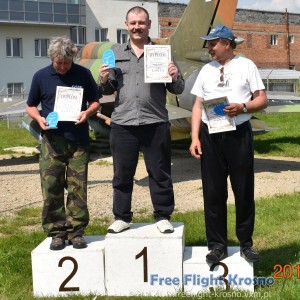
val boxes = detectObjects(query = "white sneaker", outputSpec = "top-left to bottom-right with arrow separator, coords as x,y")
156,219 -> 174,233
108,220 -> 130,233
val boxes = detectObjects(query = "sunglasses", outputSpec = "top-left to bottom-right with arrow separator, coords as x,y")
218,67 -> 225,87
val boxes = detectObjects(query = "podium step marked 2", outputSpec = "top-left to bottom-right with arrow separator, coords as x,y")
31,223 -> 254,297
31,236 -> 105,297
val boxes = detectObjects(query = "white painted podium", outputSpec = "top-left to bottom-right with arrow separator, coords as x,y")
31,224 -> 255,297
105,222 -> 185,296
183,246 -> 254,293
31,236 -> 105,297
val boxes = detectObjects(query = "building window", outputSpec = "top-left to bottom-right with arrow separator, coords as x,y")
95,28 -> 108,42
25,11 -> 39,22
10,0 -> 23,11
0,1 -> 9,11
7,83 -> 23,96
6,38 -> 22,57
71,26 -> 86,45
288,35 -> 294,44
35,39 -> 49,57
289,65 -> 295,70
10,11 -> 24,21
270,35 -> 278,46
0,11 -> 9,20
269,83 -> 293,93
117,29 -> 128,44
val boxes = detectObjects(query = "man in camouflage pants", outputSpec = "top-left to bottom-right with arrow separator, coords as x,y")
26,37 -> 100,250
40,135 -> 89,245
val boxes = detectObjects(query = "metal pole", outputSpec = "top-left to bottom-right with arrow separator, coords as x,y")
285,8 -> 291,68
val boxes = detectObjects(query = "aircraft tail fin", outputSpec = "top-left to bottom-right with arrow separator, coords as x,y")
169,0 -> 238,62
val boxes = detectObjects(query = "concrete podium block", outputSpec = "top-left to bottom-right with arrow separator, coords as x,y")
31,236 -> 105,297
105,222 -> 184,296
183,246 -> 254,293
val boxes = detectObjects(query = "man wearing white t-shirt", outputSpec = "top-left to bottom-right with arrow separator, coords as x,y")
189,25 -> 268,263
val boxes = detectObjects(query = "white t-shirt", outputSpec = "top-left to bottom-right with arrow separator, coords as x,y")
190,55 -> 265,125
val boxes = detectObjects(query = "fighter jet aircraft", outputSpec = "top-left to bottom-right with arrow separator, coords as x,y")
23,0 -> 272,141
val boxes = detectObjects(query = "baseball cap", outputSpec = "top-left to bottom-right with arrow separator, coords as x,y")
201,25 -> 244,44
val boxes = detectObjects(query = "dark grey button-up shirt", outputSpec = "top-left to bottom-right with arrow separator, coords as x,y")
99,40 -> 185,126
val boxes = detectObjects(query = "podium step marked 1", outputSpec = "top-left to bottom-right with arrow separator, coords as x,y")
31,222 -> 254,297
105,222 -> 184,296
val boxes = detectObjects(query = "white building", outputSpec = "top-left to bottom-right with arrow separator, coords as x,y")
0,0 -> 159,102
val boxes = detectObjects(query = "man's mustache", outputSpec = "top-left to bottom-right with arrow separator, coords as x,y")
132,29 -> 143,33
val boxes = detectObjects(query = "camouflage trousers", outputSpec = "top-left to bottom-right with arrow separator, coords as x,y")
39,134 -> 90,240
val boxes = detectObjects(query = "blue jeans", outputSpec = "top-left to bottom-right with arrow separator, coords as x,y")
110,122 -> 174,222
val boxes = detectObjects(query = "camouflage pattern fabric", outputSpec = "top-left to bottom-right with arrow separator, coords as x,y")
39,134 -> 89,240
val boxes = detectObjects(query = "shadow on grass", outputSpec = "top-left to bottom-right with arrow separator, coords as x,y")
255,137 -> 300,155
255,242 -> 300,278
0,154 -> 39,167
254,156 -> 300,173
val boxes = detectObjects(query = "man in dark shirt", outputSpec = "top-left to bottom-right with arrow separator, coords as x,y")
99,6 -> 185,234
26,36 -> 100,250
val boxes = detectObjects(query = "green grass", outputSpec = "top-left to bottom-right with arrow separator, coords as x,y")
1,113 -> 299,157
0,122 -> 38,154
253,113 -> 300,157
0,193 -> 299,299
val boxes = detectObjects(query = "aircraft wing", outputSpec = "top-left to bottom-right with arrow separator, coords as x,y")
265,93 -> 300,112
249,116 -> 277,134
166,104 -> 192,140
166,104 -> 191,120
266,102 -> 300,113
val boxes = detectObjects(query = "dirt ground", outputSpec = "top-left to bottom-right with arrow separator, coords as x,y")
1,149 -> 300,222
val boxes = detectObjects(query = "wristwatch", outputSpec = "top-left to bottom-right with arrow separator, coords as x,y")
242,103 -> 248,113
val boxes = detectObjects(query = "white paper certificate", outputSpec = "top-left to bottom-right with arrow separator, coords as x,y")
54,86 -> 83,122
144,45 -> 172,83
201,96 -> 236,134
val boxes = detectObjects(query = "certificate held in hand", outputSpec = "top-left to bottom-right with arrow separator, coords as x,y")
54,86 -> 83,122
144,45 -> 172,83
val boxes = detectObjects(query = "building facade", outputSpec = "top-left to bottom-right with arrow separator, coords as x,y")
0,0 -> 86,100
233,9 -> 300,70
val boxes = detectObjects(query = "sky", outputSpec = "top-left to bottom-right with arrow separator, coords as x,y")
161,0 -> 300,13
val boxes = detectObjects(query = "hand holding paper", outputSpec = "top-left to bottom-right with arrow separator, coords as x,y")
213,104 -> 229,116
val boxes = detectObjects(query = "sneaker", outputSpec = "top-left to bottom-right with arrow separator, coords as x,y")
156,219 -> 174,233
50,237 -> 65,250
240,247 -> 260,263
206,248 -> 228,263
108,220 -> 130,233
68,236 -> 87,249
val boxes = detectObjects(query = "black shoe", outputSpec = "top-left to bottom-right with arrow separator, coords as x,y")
68,236 -> 87,249
240,247 -> 260,262
206,248 -> 228,263
50,237 -> 65,250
